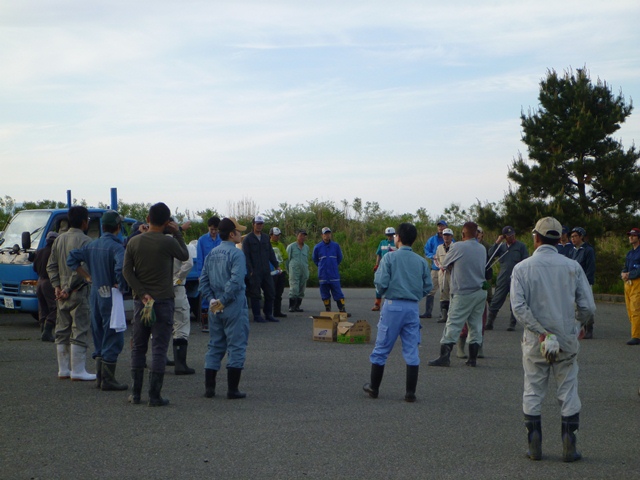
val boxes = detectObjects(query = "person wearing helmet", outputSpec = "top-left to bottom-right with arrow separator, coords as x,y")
371,227 -> 397,311
570,227 -> 596,338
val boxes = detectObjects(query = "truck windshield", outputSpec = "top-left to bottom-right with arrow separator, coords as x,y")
0,211 -> 51,250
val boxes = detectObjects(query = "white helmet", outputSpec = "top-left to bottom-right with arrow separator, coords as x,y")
385,227 -> 395,235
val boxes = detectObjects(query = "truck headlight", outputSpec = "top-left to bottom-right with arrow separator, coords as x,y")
20,280 -> 38,295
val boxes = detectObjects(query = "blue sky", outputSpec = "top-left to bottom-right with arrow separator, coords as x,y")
1,0 -> 639,221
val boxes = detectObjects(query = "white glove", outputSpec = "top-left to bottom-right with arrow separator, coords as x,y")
540,333 -> 559,363
209,299 -> 224,314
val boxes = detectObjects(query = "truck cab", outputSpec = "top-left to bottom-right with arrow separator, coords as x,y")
0,208 -> 136,316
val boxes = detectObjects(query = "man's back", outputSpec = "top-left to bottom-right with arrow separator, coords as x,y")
47,228 -> 91,290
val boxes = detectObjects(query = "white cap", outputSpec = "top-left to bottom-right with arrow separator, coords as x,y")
270,227 -> 281,236
322,227 -> 331,234
253,215 -> 265,224
443,228 -> 454,236
385,227 -> 395,235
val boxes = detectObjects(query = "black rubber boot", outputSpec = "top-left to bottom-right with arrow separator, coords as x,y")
485,310 -> 497,330
438,301 -> 449,324
101,361 -> 129,391
128,368 -> 144,404
336,299 -> 351,317
274,298 -> 287,317
428,343 -> 454,367
363,363 -> 385,399
205,368 -> 217,398
524,414 -> 542,460
465,343 -> 479,367
420,296 -> 434,318
227,367 -> 246,399
173,339 -> 195,375
148,372 -> 170,407
41,322 -> 55,342
561,413 -> 582,462
295,298 -> 304,312
404,365 -> 419,402
583,324 -> 593,339
288,298 -> 296,313
95,357 -> 103,389
323,299 -> 331,312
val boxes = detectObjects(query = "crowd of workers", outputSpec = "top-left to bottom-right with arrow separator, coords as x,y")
30,203 -> 640,463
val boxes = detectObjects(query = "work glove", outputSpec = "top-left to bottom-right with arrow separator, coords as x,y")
141,299 -> 156,326
209,299 -> 224,314
539,333 -> 559,364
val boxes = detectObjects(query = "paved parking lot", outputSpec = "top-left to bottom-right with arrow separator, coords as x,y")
1,288 -> 639,479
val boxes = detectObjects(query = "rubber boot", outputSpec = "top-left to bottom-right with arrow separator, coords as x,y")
507,312 -> 517,331
456,337 -> 467,359
438,301 -> 449,324
148,372 -> 170,407
288,298 -> 296,313
173,339 -> 195,375
465,342 -> 479,367
70,344 -> 97,381
295,298 -> 304,312
227,367 -> 246,399
420,296 -> 434,319
561,413 -> 582,462
128,367 -> 144,404
524,414 -> 542,460
95,357 -> 103,389
274,298 -> 287,317
485,310 -> 497,330
336,299 -> 351,317
428,343 -> 453,367
363,363 -> 385,399
41,323 -> 55,342
583,323 -> 593,339
252,298 -> 266,323
405,365 -> 419,403
205,368 -> 217,398
477,343 -> 485,358
371,298 -> 381,311
323,299 -> 331,312
56,344 -> 71,379
101,361 -> 128,391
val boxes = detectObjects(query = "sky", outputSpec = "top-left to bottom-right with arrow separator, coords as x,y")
1,0 -> 639,221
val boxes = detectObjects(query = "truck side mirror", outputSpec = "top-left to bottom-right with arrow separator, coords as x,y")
21,231 -> 31,250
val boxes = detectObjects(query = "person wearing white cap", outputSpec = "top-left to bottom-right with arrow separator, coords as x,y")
371,227 -> 397,311
242,215 -> 281,323
421,220 -> 454,319
510,216 -> 594,462
433,228 -> 454,324
312,227 -> 349,314
269,227 -> 288,318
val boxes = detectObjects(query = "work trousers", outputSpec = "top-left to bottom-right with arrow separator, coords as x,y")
55,287 -> 91,348
288,264 -> 309,299
522,329 -> 581,417
90,288 -> 124,363
319,280 -> 344,301
205,297 -> 250,370
370,300 -> 421,366
624,278 -> 640,338
173,285 -> 191,340
489,276 -> 511,315
440,289 -> 487,345
131,299 -> 174,374
36,278 -> 57,327
427,270 -> 439,298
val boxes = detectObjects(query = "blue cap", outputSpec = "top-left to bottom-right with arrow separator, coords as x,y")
437,220 -> 447,226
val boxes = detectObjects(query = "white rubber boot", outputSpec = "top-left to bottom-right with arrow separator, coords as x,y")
70,344 -> 97,381
456,337 -> 467,359
57,344 -> 71,379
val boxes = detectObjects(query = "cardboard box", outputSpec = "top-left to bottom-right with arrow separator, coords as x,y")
336,320 -> 372,344
316,311 -> 348,322
311,315 -> 339,342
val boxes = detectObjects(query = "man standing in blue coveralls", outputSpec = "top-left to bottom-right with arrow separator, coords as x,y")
363,223 -> 432,402
313,227 -> 349,315
422,220 -> 452,319
67,210 -> 128,391
196,216 -> 221,332
200,217 -> 250,400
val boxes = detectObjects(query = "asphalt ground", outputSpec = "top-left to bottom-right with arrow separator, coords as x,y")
1,288 -> 639,480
